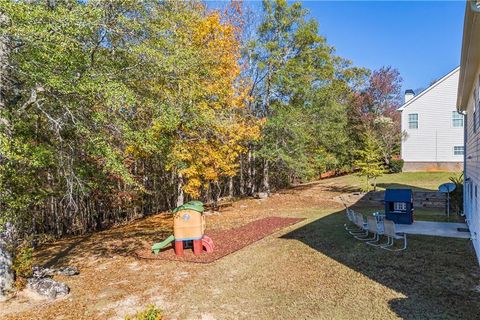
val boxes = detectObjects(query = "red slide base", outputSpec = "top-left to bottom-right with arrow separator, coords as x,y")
193,239 -> 202,255
174,241 -> 184,256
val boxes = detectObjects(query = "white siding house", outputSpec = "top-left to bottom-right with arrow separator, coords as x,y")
457,1 -> 480,264
399,67 -> 464,172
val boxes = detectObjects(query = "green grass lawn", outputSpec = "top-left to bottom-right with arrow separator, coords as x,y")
283,207 -> 480,319
322,171 -> 460,191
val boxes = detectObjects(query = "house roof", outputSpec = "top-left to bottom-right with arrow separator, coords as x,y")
397,67 -> 460,112
457,1 -> 480,111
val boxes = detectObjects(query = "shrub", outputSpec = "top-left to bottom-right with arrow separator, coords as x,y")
449,173 -> 464,215
125,305 -> 163,320
388,159 -> 404,173
11,246 -> 33,290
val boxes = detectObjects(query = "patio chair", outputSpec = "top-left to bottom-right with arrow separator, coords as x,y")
344,209 -> 362,232
352,212 -> 377,240
380,220 -> 407,251
364,216 -> 384,246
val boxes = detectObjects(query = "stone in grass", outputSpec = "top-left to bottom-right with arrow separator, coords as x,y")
32,266 -> 56,278
0,244 -> 14,301
254,192 -> 269,199
32,265 -> 79,278
28,278 -> 70,299
56,266 -> 79,276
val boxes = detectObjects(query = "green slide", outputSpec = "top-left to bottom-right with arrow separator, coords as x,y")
152,235 -> 175,254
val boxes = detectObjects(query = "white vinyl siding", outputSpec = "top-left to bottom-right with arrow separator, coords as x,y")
452,111 -> 464,127
400,68 -> 463,163
408,113 -> 418,129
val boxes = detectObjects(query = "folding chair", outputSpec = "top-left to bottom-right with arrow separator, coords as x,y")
352,212 -> 376,240
365,216 -> 383,246
380,220 -> 407,251
344,208 -> 362,232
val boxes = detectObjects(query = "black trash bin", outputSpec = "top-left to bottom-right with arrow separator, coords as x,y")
384,189 -> 414,224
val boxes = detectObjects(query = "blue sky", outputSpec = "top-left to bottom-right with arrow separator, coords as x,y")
300,1 -> 465,93
209,1 -> 465,94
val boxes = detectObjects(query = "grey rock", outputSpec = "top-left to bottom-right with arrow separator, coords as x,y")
32,265 -> 79,278
27,278 -> 69,299
32,266 -> 56,278
254,192 -> 269,199
56,266 -> 79,276
0,243 -> 14,299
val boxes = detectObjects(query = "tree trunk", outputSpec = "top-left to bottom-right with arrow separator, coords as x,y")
176,171 -> 184,207
262,159 -> 270,195
228,176 -> 234,198
239,154 -> 244,196
247,147 -> 253,195
251,152 -> 256,195
0,11 -> 10,115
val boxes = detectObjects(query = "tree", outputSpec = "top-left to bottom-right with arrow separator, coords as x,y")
247,0 -> 360,192
354,130 -> 385,192
348,66 -> 403,166
0,0 -> 259,236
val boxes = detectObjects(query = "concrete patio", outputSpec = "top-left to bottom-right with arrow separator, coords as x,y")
396,221 -> 470,239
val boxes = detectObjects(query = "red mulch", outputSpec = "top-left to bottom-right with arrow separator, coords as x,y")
135,217 -> 304,263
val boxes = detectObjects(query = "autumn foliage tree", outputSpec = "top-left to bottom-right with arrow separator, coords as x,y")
348,66 -> 403,168
0,0 -> 404,240
0,0 -> 258,236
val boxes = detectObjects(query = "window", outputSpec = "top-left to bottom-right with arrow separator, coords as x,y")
393,202 -> 407,212
454,146 -> 464,156
408,113 -> 418,129
452,111 -> 464,127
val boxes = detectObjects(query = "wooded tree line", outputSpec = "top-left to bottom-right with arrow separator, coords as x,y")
0,0 -> 402,238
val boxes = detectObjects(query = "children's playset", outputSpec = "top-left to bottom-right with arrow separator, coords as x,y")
151,201 -> 215,256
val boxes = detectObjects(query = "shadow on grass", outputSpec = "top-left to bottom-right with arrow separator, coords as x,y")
36,213 -> 174,267
281,208 -> 480,319
376,183 -> 439,192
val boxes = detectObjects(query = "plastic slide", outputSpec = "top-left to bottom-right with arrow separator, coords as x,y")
202,235 -> 215,253
152,235 -> 175,254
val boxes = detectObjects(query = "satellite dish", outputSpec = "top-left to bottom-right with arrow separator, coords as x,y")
438,182 -> 456,193
438,182 -> 456,218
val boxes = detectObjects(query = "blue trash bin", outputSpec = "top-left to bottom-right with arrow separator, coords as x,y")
384,189 -> 414,224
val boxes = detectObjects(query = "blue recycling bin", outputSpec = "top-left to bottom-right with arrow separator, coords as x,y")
384,189 -> 414,224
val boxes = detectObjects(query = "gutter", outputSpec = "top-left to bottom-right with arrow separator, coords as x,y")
471,0 -> 480,13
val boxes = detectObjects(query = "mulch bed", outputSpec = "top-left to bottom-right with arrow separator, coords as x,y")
135,216 -> 304,263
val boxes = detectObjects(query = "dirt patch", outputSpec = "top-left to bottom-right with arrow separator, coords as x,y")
135,217 -> 304,263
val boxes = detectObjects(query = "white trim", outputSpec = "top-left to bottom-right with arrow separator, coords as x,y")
398,67 -> 460,111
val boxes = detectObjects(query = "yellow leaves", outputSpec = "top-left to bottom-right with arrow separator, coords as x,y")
141,4 -> 258,197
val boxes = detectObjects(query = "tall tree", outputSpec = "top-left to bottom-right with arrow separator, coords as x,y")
248,0 -> 362,192
348,66 -> 403,167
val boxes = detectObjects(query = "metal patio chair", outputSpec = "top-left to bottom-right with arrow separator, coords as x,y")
352,212 -> 377,240
345,208 -> 362,232
380,220 -> 407,251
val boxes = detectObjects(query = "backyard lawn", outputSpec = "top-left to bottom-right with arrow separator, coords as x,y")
1,172 -> 478,320
328,171 -> 458,191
